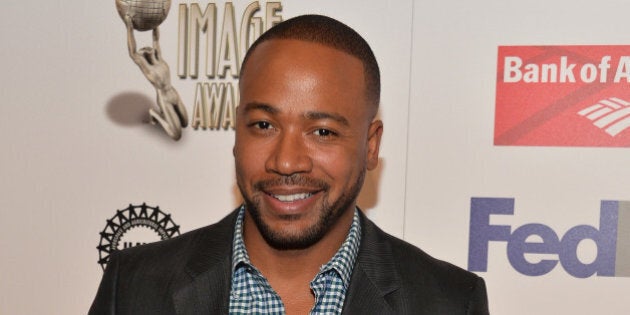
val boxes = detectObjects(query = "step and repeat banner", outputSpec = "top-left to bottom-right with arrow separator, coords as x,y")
1,0 -> 629,314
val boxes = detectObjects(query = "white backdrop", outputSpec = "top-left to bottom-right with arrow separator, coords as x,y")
1,0 -> 629,314
408,1 -> 630,314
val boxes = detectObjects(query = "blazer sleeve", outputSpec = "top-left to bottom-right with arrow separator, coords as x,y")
88,251 -> 120,315
467,276 -> 490,315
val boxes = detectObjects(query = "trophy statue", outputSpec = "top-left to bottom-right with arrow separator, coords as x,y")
116,0 -> 188,140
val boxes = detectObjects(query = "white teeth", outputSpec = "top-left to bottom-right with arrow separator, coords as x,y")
273,193 -> 312,202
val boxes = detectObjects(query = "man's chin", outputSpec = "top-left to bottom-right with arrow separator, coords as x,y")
260,230 -> 324,250
254,216 -> 328,250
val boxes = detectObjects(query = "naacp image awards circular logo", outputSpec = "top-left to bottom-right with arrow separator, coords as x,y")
97,203 -> 180,270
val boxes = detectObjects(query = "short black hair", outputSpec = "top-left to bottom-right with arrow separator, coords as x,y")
240,14 -> 380,114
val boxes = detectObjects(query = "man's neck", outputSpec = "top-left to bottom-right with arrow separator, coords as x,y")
241,207 -> 356,314
242,207 -> 355,281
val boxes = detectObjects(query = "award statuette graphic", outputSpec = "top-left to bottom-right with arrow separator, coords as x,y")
116,0 -> 188,140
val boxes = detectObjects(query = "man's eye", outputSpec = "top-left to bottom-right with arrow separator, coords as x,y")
254,121 -> 272,129
313,129 -> 335,137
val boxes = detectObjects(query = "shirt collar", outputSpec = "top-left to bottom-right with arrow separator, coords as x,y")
318,209 -> 361,287
231,205 -> 250,271
231,205 -> 362,287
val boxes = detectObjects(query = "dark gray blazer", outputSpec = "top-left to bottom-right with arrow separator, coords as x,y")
89,209 -> 489,314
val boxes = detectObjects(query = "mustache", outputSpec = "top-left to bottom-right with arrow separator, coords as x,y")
254,174 -> 330,191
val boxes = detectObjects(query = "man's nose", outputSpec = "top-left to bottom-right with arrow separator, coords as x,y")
265,130 -> 313,176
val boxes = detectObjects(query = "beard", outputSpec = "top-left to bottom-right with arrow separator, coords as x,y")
239,170 -> 365,250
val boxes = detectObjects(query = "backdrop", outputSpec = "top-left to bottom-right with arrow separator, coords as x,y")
1,0 -> 628,314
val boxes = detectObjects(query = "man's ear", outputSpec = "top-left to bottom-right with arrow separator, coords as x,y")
366,120 -> 383,170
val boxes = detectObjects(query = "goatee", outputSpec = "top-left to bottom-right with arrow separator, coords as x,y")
240,171 -> 365,250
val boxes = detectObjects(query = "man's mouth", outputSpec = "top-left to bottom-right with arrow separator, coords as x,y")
271,192 -> 313,202
255,176 -> 328,207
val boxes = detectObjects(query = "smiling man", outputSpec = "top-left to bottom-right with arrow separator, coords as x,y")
90,15 -> 489,315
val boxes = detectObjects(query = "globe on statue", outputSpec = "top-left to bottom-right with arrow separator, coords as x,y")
115,0 -> 172,31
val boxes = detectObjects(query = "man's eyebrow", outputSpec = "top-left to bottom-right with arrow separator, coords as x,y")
305,111 -> 349,126
241,103 -> 350,126
242,102 -> 279,115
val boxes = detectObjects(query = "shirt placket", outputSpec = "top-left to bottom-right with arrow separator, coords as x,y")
310,269 -> 335,314
252,266 -> 285,314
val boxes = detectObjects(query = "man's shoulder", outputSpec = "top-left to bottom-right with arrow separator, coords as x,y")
360,215 -> 484,294
89,210 -> 239,314
354,217 -> 489,314
110,209 -> 238,273
362,214 -> 476,276
383,230 -> 477,281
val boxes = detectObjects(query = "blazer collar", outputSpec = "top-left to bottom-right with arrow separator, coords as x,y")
173,209 -> 240,315
342,211 -> 402,314
170,209 -> 402,314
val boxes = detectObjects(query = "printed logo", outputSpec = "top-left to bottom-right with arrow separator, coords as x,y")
577,97 -> 630,136
177,1 -> 283,131
97,203 -> 180,270
495,45 -> 630,147
468,198 -> 630,278
113,1 -> 285,139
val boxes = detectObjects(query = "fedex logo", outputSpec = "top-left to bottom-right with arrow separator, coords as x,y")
468,198 -> 630,278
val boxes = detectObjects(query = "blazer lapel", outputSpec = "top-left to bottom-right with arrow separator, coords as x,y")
168,209 -> 402,314
172,258 -> 231,315
342,212 -> 401,315
172,210 -> 239,315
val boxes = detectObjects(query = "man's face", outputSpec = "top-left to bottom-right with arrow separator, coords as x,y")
234,39 -> 382,250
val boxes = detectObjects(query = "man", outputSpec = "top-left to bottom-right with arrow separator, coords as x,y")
90,14 -> 489,314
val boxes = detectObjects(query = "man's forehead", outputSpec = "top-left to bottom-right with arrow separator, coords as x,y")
240,101 -> 350,126
238,38 -> 371,122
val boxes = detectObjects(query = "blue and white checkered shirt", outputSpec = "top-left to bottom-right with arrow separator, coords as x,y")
229,206 -> 361,315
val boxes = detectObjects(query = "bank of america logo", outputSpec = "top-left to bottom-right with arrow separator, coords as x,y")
578,97 -> 630,136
